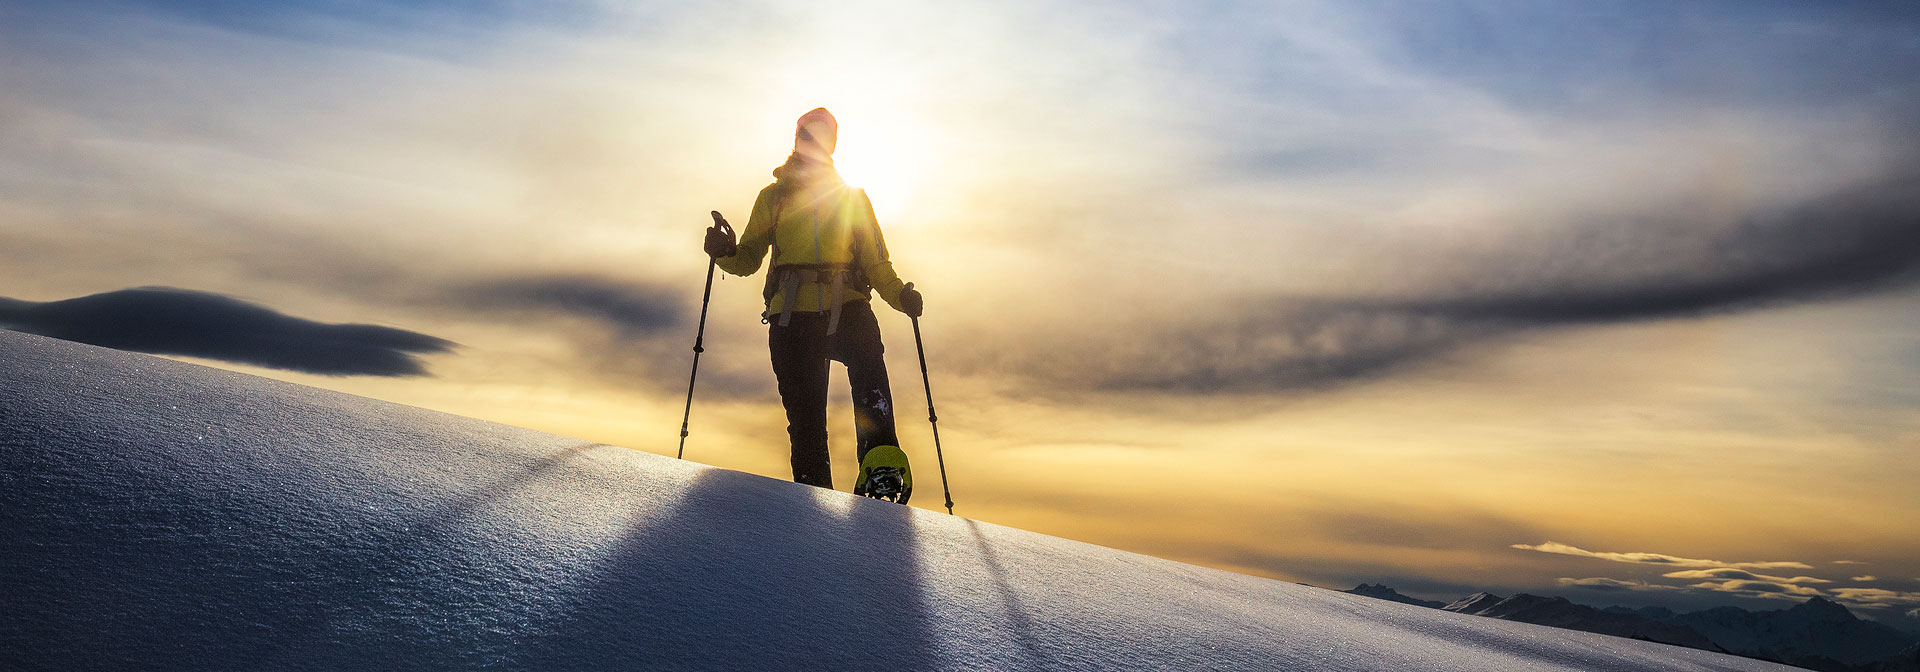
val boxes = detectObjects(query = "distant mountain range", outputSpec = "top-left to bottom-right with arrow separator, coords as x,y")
1345,583 -> 1445,609
1443,591 -> 1726,653
1342,585 -> 1920,672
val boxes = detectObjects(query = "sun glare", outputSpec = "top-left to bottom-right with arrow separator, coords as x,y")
764,61 -> 938,223
831,115 -> 921,222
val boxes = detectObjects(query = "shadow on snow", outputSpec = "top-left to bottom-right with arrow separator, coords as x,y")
514,468 -> 939,670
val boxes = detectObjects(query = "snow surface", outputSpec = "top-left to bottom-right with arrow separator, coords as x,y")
0,330 -> 1798,671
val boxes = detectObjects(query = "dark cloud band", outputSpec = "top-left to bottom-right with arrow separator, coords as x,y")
1399,171 -> 1920,325
452,275 -> 682,335
0,287 -> 454,376
1029,167 -> 1920,394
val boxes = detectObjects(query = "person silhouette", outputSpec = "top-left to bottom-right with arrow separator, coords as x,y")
704,107 -> 923,503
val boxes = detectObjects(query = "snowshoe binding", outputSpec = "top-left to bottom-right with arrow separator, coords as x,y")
853,445 -> 913,504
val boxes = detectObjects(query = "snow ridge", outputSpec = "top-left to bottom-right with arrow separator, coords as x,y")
0,330 -> 1797,671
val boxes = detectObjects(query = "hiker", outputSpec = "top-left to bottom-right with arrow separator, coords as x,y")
703,107 -> 924,499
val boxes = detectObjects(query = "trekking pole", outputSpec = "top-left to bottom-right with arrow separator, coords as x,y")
905,283 -> 955,514
677,211 -> 733,460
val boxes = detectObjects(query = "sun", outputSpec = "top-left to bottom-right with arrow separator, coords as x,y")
829,112 -> 922,222
763,65 -> 938,223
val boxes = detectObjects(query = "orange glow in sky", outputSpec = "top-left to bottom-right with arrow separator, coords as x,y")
3,0 -> 1918,626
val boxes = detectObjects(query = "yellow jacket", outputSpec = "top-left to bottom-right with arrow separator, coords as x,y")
717,180 -> 908,315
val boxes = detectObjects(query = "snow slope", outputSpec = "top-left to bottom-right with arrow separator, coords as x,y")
0,330 -> 1798,671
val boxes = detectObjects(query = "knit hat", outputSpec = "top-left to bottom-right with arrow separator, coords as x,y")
794,107 -> 837,162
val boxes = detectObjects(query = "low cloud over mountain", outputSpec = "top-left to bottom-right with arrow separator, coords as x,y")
1517,540 -> 1920,613
1513,541 -> 1813,570
0,287 -> 453,376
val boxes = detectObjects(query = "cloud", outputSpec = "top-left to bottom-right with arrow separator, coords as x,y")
433,273 -> 772,397
998,300 -> 1478,395
1556,577 -> 1679,593
1660,568 -> 1829,585
1511,541 -> 1813,570
452,275 -> 682,336
11,0 -> 1920,404
1006,165 -> 1920,393
1852,575 -> 1879,582
1562,577 -> 1920,610
1559,574 -> 1817,600
0,287 -> 453,376
1686,579 -> 1824,599
1305,506 -> 1544,552
1833,560 -> 1871,565
1828,588 -> 1920,609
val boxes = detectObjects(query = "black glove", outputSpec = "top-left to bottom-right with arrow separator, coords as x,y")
704,211 -> 736,258
900,282 -> 923,318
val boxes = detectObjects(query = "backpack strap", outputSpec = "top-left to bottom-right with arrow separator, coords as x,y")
761,184 -> 867,334
760,188 -> 786,321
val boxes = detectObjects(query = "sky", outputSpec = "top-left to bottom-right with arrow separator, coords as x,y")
4,0 -> 1919,626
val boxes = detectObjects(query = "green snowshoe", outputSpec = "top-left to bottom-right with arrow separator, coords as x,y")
854,445 -> 912,504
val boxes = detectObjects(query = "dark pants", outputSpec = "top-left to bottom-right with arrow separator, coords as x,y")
769,300 -> 899,488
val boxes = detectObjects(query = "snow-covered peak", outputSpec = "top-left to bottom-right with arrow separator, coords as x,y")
1785,596 -> 1856,623
1445,592 -> 1507,614
1343,584 -> 1444,609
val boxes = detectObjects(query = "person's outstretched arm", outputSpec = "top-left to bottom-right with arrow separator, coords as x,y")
716,187 -> 778,277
